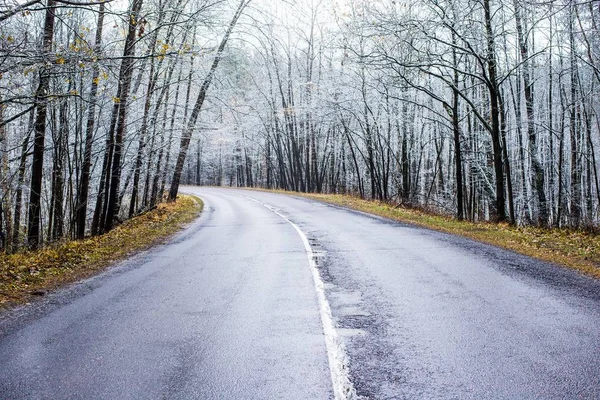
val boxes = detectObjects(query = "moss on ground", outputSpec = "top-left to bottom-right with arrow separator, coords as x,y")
0,195 -> 202,309
267,190 -> 600,279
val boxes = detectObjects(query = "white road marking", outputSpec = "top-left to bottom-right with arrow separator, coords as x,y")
245,195 -> 358,400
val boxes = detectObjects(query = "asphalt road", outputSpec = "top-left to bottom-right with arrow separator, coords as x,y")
1,187 -> 600,399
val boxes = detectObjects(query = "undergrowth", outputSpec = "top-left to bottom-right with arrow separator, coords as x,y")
0,195 -> 202,308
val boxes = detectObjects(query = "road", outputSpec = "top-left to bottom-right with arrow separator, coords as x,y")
1,187 -> 600,399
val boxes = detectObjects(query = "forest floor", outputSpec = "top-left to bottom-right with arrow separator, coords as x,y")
0,195 -> 203,309
263,190 -> 600,279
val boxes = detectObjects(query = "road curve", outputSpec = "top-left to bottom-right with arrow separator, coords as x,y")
1,187 -> 600,399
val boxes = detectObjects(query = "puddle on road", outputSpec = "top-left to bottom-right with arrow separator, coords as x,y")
307,235 -> 373,338
329,290 -> 363,307
337,328 -> 367,337
337,306 -> 371,317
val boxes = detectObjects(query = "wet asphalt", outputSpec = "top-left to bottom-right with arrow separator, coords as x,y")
1,187 -> 599,399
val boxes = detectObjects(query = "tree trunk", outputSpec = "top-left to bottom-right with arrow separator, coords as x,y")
0,93 -> 12,250
514,0 -> 547,225
569,7 -> 581,227
451,39 -> 464,220
27,0 -> 56,249
50,99 -> 68,241
103,0 -> 144,231
75,2 -> 104,239
483,0 -> 506,222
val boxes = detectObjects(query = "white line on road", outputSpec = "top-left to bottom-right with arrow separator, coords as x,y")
245,196 -> 358,400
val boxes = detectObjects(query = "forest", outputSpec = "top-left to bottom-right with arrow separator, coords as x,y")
0,0 -> 599,251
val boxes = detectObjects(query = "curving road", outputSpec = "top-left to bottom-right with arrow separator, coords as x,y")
1,187 -> 600,399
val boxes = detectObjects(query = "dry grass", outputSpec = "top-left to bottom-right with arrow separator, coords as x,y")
266,190 -> 600,279
0,195 -> 202,309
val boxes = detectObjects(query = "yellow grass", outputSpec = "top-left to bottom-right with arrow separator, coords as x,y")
0,195 -> 202,308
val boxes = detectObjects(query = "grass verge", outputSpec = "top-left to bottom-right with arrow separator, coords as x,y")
0,195 -> 202,309
270,191 -> 600,279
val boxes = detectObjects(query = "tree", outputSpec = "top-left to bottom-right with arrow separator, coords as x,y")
27,0 -> 57,249
168,0 -> 252,201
